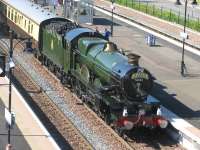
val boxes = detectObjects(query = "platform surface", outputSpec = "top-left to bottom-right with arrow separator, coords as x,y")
0,77 -> 59,150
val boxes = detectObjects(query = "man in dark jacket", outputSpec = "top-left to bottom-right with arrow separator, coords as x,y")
104,28 -> 111,41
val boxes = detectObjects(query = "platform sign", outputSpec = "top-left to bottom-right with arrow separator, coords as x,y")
180,32 -> 189,39
0,68 -> 3,74
5,108 -> 12,126
5,108 -> 15,128
110,4 -> 115,10
0,52 -> 6,77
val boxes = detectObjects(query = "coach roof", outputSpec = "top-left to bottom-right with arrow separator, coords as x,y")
2,0 -> 63,25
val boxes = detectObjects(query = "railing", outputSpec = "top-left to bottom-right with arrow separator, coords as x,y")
114,0 -> 200,32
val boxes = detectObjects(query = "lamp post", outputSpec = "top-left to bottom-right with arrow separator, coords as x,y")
8,30 -> 14,144
181,0 -> 188,76
0,30 -> 29,144
111,0 -> 115,36
0,30 -> 15,144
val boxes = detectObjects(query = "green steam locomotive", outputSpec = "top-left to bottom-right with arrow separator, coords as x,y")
38,21 -> 168,133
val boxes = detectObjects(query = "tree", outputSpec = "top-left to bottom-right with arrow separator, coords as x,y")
192,0 -> 197,5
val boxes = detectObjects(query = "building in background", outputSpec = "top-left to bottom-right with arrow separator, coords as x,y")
30,0 -> 93,24
63,0 -> 93,24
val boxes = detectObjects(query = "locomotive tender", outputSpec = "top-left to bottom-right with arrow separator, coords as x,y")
0,0 -> 168,132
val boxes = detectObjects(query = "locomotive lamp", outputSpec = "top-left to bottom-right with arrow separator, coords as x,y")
122,107 -> 128,117
138,109 -> 145,116
123,120 -> 134,130
157,118 -> 168,129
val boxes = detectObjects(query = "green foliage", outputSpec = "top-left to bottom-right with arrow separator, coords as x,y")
112,0 -> 200,32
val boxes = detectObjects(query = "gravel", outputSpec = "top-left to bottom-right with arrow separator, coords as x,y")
14,51 -> 110,150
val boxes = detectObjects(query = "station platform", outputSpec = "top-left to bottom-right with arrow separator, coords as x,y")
94,0 -> 200,50
0,77 -> 60,150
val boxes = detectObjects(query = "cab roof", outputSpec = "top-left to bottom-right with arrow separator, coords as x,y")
64,28 -> 105,43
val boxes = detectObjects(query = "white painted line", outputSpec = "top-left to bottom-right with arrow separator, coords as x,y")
93,6 -> 200,57
4,77 -> 61,150
147,95 -> 200,150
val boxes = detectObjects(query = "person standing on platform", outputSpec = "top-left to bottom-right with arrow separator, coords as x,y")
104,28 -> 111,41
95,26 -> 99,33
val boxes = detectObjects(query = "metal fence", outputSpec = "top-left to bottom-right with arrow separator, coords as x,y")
114,0 -> 200,31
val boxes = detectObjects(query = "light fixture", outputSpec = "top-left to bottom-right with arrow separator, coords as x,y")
9,59 -> 15,68
122,107 -> 128,117
0,68 -> 3,74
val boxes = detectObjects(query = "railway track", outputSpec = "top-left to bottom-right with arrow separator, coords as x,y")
0,41 -> 93,149
0,37 -> 184,149
0,39 -> 133,149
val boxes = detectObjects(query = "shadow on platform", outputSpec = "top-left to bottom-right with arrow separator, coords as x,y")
0,99 -> 32,150
184,73 -> 200,78
151,82 -> 200,128
93,17 -> 120,26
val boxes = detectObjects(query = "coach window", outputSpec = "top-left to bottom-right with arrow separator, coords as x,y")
11,9 -> 13,21
24,20 -> 26,28
31,24 -> 33,33
17,14 -> 20,24
28,21 -> 31,33
8,8 -> 10,18
14,12 -> 17,23
21,16 -> 23,25
20,16 -> 22,24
